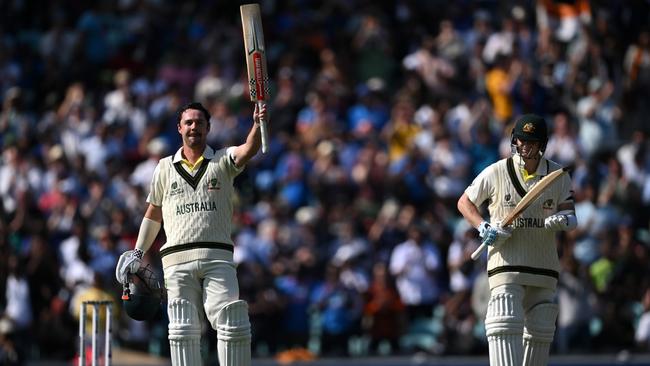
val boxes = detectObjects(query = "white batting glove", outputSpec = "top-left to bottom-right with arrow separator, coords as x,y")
115,249 -> 144,284
477,221 -> 512,249
545,210 -> 577,231
544,214 -> 567,231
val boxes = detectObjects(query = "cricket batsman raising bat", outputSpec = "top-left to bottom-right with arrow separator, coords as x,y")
457,114 -> 577,366
240,3 -> 269,154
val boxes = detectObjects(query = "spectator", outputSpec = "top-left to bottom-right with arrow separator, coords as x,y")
130,137 -> 169,190
635,288 -> 650,351
2,254 -> 32,363
238,261 -> 284,356
556,251 -> 595,353
363,261 -> 404,355
545,110 -> 582,167
484,53 -> 522,124
389,222 -> 442,322
274,255 -> 314,351
310,264 -> 363,357
402,35 -> 455,95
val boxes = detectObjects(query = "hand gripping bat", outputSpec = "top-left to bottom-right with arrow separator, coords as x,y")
470,166 -> 569,260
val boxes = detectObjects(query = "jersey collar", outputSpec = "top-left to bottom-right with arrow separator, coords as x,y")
172,145 -> 215,164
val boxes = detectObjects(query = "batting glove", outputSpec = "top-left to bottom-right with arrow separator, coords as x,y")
115,249 -> 144,284
477,221 -> 512,248
544,210 -> 577,231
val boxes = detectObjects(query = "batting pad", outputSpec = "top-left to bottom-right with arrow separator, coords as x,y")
523,302 -> 558,366
216,300 -> 251,366
485,285 -> 525,366
168,298 -> 202,366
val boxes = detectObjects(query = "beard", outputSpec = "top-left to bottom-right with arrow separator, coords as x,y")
184,133 -> 204,148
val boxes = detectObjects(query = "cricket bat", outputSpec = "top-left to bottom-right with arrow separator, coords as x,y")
240,3 -> 269,154
470,166 -> 569,260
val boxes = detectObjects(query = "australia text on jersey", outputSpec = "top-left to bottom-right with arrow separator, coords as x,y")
176,201 -> 218,215
513,217 -> 545,228
512,217 -> 544,228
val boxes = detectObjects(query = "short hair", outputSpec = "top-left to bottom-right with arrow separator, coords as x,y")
177,102 -> 211,124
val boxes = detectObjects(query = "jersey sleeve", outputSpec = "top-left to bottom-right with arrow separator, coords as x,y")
548,160 -> 574,205
558,171 -> 574,205
224,146 -> 244,177
146,161 -> 164,206
465,164 -> 495,207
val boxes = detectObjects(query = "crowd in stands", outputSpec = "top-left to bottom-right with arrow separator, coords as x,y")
1,0 -> 650,363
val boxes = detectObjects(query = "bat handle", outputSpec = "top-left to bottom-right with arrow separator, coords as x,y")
471,242 -> 487,261
257,101 -> 269,154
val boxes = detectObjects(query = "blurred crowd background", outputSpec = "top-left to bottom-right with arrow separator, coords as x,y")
1,0 -> 650,364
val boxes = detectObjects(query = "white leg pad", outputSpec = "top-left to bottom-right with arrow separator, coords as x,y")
216,300 -> 251,366
523,302 -> 558,366
485,285 -> 525,366
168,298 -> 202,366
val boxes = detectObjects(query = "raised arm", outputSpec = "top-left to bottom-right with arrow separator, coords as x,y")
231,103 -> 267,168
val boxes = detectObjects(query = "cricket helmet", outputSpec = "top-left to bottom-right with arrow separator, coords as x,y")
122,265 -> 164,321
510,113 -> 548,154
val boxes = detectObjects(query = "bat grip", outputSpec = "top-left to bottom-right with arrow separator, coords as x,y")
470,217 -> 515,261
471,242 -> 487,261
257,101 -> 268,154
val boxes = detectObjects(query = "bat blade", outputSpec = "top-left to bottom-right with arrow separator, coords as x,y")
240,3 -> 269,153
501,166 -> 568,226
240,4 -> 269,102
470,166 -> 569,260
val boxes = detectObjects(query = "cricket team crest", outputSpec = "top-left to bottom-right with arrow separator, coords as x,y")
169,181 -> 184,196
522,122 -> 535,133
542,198 -> 554,210
207,177 -> 221,191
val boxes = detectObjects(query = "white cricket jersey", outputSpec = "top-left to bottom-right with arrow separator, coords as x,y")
465,154 -> 573,290
147,145 -> 243,269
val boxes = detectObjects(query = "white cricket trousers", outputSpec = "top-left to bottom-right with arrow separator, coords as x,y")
164,258 -> 240,330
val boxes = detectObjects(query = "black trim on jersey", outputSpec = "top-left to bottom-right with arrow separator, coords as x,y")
229,152 -> 236,166
160,242 -> 234,257
173,159 -> 211,190
506,157 -> 527,198
488,265 -> 559,279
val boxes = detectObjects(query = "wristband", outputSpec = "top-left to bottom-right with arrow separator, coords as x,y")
135,217 -> 161,253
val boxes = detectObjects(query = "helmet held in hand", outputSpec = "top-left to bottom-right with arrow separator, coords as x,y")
122,265 -> 164,321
